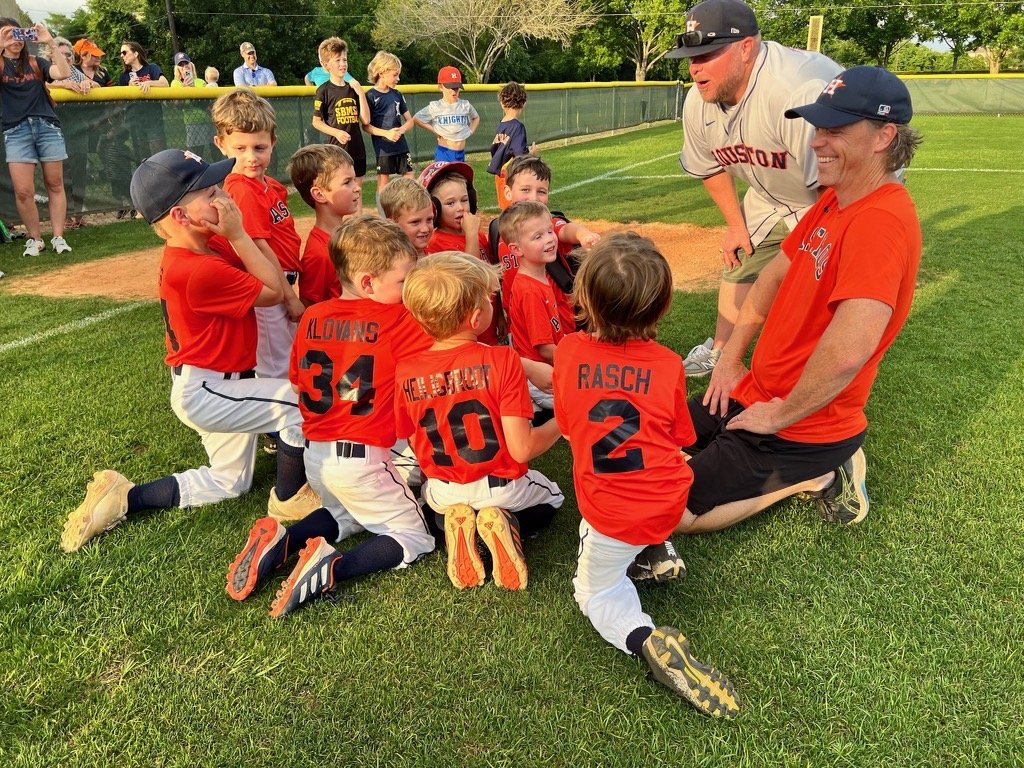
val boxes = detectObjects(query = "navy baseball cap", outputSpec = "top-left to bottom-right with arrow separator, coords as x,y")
785,66 -> 913,128
666,0 -> 759,59
130,149 -> 234,223
173,51 -> 190,65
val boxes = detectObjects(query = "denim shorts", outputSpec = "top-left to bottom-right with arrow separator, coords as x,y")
3,117 -> 68,164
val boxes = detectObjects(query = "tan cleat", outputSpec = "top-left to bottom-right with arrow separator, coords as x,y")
443,504 -> 484,589
267,483 -> 322,523
61,470 -> 134,552
642,626 -> 741,719
476,507 -> 527,590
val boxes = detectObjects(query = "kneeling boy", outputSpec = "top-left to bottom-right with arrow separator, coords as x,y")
396,251 -> 564,590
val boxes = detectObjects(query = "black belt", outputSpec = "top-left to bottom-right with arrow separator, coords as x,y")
487,476 -> 510,488
172,365 -> 256,380
306,439 -> 366,458
286,271 -> 299,285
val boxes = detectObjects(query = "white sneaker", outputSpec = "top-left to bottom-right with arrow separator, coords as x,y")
683,338 -> 721,378
23,238 -> 44,257
50,236 -> 72,255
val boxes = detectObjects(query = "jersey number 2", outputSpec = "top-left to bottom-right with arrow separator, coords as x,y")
589,399 -> 643,474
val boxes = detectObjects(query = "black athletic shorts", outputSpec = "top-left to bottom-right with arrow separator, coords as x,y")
685,396 -> 865,515
376,153 -> 413,176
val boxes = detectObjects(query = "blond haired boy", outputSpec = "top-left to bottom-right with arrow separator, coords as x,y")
364,50 -> 414,189
395,251 -> 563,590
227,216 -> 436,617
379,176 -> 433,256
288,144 -> 361,306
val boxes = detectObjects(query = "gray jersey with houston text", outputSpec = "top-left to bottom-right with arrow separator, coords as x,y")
681,41 -> 842,246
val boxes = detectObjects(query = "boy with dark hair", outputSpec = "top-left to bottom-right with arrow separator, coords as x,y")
552,232 -> 740,718
396,251 -> 563,590
287,143 -> 361,308
61,149 -> 306,552
488,81 -> 535,209
226,216 -> 436,617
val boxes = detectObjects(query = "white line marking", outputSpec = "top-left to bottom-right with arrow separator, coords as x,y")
0,302 -> 147,356
552,152 -> 680,194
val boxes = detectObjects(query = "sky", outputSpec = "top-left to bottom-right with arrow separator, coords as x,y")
26,0 -> 85,22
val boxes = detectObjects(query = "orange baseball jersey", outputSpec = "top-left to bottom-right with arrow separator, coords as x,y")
425,230 -> 500,346
395,341 -> 533,483
496,213 -> 571,283
733,183 -> 921,443
553,332 -> 696,545
508,271 -> 566,363
158,236 -> 262,372
223,173 -> 302,272
299,225 -> 342,305
289,298 -> 431,445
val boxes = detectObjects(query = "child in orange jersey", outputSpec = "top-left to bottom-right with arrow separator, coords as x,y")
552,232 -> 740,719
379,176 -> 433,257
395,251 -> 563,590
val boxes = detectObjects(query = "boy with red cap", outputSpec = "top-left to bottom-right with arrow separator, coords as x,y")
413,66 -> 479,162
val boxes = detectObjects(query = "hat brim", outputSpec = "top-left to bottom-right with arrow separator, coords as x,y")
784,104 -> 865,128
665,38 -> 738,59
440,82 -> 462,89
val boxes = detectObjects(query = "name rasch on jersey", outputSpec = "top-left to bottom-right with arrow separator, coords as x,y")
576,363 -> 653,395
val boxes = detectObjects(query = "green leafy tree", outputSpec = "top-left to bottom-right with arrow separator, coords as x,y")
373,0 -> 595,83
838,0 -> 921,68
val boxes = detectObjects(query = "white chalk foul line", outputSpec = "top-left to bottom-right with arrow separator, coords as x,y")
0,302 -> 148,356
552,152 -> 681,194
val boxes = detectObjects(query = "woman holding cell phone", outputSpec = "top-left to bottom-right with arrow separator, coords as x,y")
0,19 -> 74,257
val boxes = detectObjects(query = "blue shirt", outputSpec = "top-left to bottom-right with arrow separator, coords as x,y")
233,64 -> 276,87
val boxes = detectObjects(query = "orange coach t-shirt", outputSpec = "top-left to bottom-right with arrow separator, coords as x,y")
224,173 -> 302,273
290,298 -> 431,445
553,333 -> 696,545
395,341 -> 533,484
159,236 -> 262,372
732,183 -> 922,443
299,225 -> 342,305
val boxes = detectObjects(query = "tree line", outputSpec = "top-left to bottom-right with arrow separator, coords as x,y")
45,0 -> 1024,86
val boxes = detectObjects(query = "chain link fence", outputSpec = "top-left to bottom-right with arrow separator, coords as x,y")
4,82 -> 681,224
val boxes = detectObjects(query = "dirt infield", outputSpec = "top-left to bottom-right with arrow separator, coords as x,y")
3,217 -> 723,301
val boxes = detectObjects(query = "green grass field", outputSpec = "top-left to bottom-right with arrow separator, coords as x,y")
2,118 -> 1023,766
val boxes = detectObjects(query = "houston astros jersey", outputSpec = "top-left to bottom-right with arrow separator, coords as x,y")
395,341 -> 534,484
681,41 -> 842,247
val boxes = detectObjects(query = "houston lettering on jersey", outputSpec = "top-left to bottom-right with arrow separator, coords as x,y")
712,144 -> 789,170
796,225 -> 833,279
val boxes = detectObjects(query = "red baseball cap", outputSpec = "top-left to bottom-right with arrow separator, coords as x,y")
418,161 -> 474,193
437,66 -> 463,89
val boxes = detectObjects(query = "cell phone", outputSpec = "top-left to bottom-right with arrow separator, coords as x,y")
12,28 -> 38,42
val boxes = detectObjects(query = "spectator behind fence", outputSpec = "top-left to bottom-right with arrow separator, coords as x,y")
233,42 -> 276,87
73,38 -> 111,86
0,20 -> 74,257
48,37 -> 93,230
204,66 -> 219,87
170,52 -> 216,158
118,41 -> 168,163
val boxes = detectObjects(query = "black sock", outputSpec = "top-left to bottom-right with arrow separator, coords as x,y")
331,535 -> 404,581
510,504 -> 558,539
127,476 -> 180,514
285,507 -> 339,551
626,626 -> 654,658
275,439 -> 306,500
